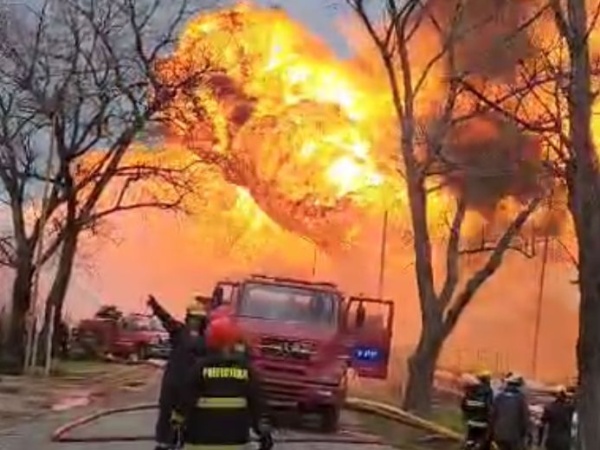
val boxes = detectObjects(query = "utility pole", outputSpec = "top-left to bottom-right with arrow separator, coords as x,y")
532,232 -> 550,379
24,117 -> 56,373
377,210 -> 389,298
311,245 -> 317,278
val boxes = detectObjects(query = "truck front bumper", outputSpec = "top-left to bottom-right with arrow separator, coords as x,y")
260,374 -> 346,409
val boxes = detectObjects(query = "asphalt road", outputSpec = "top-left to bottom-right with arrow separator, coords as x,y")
0,374 -> 395,450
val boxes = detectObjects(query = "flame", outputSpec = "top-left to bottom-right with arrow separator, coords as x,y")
154,3 -> 420,247
70,1 -> 596,381
152,1 -> 576,250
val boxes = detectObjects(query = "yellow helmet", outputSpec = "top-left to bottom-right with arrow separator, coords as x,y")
186,302 -> 207,317
554,385 -> 567,396
477,369 -> 491,380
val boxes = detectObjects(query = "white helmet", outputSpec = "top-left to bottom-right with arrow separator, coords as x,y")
506,373 -> 524,386
461,373 -> 479,387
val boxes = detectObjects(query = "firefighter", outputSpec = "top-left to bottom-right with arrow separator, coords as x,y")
147,295 -> 209,450
537,386 -> 575,450
491,375 -> 531,450
461,370 -> 494,450
173,316 -> 273,450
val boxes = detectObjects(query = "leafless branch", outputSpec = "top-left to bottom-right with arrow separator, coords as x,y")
443,195 -> 543,333
0,0 -> 214,269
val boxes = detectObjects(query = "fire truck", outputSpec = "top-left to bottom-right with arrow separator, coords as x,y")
212,274 -> 394,432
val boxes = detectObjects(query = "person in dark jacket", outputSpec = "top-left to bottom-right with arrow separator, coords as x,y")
147,295 -> 208,450
491,375 -> 531,450
461,371 -> 494,450
537,386 -> 575,450
173,316 -> 272,450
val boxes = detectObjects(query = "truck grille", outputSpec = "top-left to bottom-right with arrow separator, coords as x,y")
259,337 -> 316,361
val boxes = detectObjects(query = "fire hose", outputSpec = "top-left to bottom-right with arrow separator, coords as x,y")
50,397 -> 462,445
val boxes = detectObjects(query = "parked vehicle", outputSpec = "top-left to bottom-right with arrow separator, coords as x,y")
72,312 -> 170,361
211,274 -> 395,432
112,314 -> 170,360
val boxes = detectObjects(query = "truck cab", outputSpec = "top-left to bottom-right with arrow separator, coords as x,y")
212,274 -> 394,432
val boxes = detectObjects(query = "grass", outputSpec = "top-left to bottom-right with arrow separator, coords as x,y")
349,382 -> 465,449
431,405 -> 465,434
356,412 -> 462,450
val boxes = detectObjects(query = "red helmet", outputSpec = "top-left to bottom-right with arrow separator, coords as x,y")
205,316 -> 241,350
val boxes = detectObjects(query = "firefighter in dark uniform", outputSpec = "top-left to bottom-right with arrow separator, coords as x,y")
537,385 -> 575,450
461,370 -> 494,450
173,316 -> 273,450
147,295 -> 208,450
491,375 -> 531,450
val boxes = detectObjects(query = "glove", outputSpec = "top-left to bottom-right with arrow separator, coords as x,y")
259,432 -> 273,450
170,411 -> 185,427
257,421 -> 273,450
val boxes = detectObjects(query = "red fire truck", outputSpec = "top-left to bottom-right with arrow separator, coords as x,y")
212,274 -> 394,432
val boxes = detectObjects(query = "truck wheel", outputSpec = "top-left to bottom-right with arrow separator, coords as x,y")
319,406 -> 340,433
136,345 -> 148,361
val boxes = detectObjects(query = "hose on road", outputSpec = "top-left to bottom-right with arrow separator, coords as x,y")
51,398 -> 461,445
51,401 -> 384,445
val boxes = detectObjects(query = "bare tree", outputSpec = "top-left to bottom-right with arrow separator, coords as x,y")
0,0 -> 213,370
346,0 -> 547,413
455,0 -> 600,445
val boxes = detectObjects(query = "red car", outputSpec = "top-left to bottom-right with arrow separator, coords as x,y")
73,313 -> 170,361
111,314 -> 170,360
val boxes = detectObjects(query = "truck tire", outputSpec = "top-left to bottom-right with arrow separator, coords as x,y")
319,405 -> 340,433
128,345 -> 147,362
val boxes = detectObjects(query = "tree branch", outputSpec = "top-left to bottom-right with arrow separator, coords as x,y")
443,195 -> 543,334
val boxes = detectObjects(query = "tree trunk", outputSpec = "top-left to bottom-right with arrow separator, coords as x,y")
550,0 -> 600,445
2,257 -> 34,373
568,173 -> 600,450
576,259 -> 600,450
41,228 -> 79,360
402,322 -> 445,415
562,1 -> 600,447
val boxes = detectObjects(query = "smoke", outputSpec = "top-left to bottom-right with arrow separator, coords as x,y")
423,0 -> 548,212
439,113 -> 545,212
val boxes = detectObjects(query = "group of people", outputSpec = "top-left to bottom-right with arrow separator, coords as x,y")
461,370 -> 576,450
147,290 -> 273,450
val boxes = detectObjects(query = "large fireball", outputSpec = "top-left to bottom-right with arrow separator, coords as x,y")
155,4 -> 412,247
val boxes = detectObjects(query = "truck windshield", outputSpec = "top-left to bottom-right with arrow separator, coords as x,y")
238,282 -> 338,326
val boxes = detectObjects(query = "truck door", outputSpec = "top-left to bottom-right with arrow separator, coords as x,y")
344,297 -> 394,379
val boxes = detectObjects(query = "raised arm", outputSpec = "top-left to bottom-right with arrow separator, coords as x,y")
147,295 -> 181,335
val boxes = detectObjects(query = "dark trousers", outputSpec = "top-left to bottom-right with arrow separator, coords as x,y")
466,426 -> 490,450
155,403 -> 178,449
494,441 -> 524,450
545,442 -> 571,450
